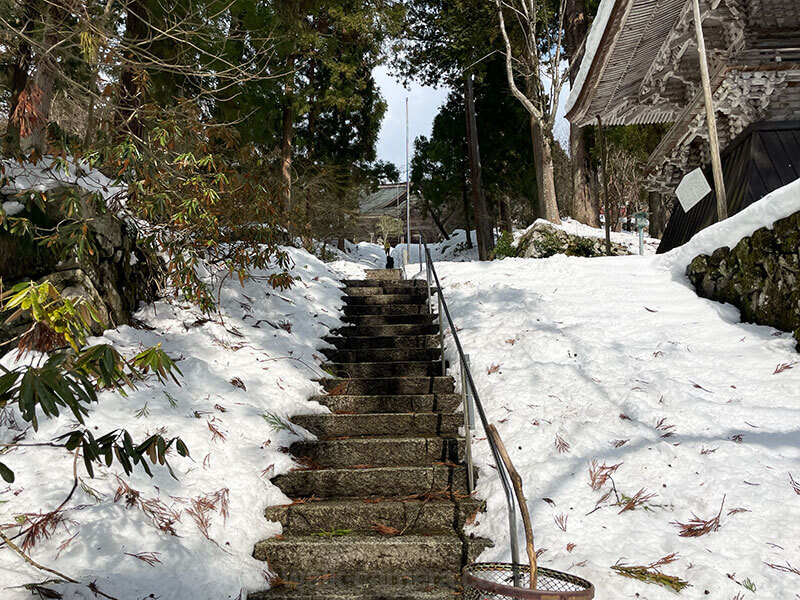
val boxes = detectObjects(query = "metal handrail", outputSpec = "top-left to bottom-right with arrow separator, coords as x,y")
410,231 -> 523,585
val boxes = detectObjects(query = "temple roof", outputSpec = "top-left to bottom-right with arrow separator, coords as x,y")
566,0 -> 800,128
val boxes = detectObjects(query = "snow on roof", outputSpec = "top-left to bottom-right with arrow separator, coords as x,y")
661,176 -> 800,274
1,157 -> 127,205
565,0 -> 618,114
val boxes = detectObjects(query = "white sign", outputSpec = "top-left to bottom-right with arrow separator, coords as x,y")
676,168 -> 712,212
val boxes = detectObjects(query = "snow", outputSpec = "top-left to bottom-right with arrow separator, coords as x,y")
565,0 -> 618,114
1,157 -> 127,205
2,171 -> 799,598
421,248 -> 800,598
1,201 -> 24,216
662,177 -> 800,275
0,245 -> 373,600
526,218 -> 661,255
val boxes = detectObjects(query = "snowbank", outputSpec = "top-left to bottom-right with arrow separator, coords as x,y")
430,253 -> 800,599
661,177 -> 800,275
0,246 -> 370,599
1,157 -> 127,206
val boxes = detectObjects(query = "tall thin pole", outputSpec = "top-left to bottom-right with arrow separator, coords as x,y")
464,73 -> 493,260
406,97 -> 411,260
692,0 -> 727,221
597,116 -> 612,256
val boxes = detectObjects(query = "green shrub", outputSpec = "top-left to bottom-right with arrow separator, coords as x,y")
566,236 -> 599,257
532,230 -> 563,258
492,231 -> 516,259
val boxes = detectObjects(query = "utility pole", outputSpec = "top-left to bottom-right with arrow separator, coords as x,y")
464,72 -> 493,260
406,97 -> 411,260
692,0 -> 727,221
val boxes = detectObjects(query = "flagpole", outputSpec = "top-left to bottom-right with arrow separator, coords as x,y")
405,97 -> 411,264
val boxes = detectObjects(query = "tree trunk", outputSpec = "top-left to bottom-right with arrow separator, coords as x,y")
564,0 -> 600,227
648,191 -> 666,238
570,126 -> 600,226
281,55 -> 295,213
118,0 -> 147,140
499,195 -> 513,233
464,74 -> 494,260
530,117 -> 560,224
4,0 -> 36,153
461,179 -> 473,249
24,0 -> 68,154
431,211 -> 451,240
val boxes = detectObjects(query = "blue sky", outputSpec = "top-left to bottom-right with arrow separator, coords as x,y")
373,65 -> 572,178
373,65 -> 449,177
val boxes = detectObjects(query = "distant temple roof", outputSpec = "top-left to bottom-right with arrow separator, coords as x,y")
359,183 -> 420,217
566,0 -> 800,192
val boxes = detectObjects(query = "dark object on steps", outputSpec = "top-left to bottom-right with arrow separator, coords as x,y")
385,246 -> 394,269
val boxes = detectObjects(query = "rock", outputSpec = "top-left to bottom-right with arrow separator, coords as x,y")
0,184 -> 160,348
516,221 -> 630,259
686,211 -> 800,352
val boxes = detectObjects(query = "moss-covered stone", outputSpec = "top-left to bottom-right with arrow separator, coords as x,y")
516,221 -> 629,259
686,211 -> 800,352
0,185 -> 160,348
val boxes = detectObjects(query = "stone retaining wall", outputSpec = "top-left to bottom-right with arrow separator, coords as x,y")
686,211 -> 800,350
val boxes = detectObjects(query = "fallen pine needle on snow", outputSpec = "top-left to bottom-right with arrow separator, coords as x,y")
673,496 -> 725,537
611,553 -> 689,592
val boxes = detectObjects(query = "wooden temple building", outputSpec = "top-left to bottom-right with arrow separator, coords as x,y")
566,0 -> 800,252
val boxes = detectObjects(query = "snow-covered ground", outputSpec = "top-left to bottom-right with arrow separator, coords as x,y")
393,220 -> 661,268
418,181 -> 800,598
2,171 -> 798,598
0,246 -> 373,600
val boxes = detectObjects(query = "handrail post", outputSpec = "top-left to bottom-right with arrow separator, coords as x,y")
419,233 -> 521,588
418,235 -> 423,275
462,354 -> 475,494
437,292 -> 445,376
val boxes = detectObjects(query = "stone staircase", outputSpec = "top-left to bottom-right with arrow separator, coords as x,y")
251,269 -> 490,599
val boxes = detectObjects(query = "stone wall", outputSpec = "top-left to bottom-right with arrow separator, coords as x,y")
686,211 -> 800,350
1,186 -> 160,346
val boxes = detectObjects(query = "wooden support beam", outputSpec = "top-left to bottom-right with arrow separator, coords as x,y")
692,0 -> 728,221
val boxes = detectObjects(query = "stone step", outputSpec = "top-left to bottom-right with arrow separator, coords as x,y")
365,269 -> 403,281
291,412 -> 462,438
342,279 -> 427,288
344,286 -> 429,297
272,464 -> 470,498
320,347 -> 442,364
310,394 -> 462,415
249,579 -> 462,599
253,532 -> 483,575
341,314 -> 436,326
320,377 -> 455,396
343,294 -> 425,306
334,323 -> 439,337
343,304 -> 429,316
324,335 -> 439,350
322,361 -> 442,378
290,436 -> 464,468
264,497 -> 484,534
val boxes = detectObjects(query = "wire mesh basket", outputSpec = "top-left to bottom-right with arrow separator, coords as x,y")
462,562 -> 594,599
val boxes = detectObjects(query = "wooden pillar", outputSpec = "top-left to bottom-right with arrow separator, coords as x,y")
692,0 -> 727,221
